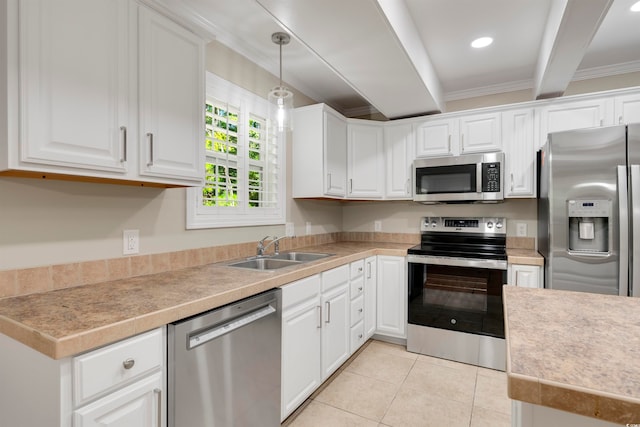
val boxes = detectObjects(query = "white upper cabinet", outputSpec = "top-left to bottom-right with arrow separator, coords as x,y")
503,108 -> 536,198
138,5 -> 204,182
614,93 -> 640,125
292,104 -> 347,198
347,120 -> 384,199
17,0 -> 133,175
383,123 -> 413,199
539,97 -> 614,146
414,112 -> 501,158
1,0 -> 205,186
414,117 -> 457,157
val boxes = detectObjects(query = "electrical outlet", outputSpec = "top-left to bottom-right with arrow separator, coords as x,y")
516,223 -> 527,237
123,229 -> 139,255
305,222 -> 312,235
374,220 -> 382,232
285,222 -> 295,237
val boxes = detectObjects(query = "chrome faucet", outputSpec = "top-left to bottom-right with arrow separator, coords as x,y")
256,235 -> 288,257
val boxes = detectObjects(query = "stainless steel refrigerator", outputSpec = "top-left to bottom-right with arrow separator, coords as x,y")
538,123 -> 640,297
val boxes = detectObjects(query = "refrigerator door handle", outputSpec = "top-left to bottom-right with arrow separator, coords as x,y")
618,165 -> 630,297
630,165 -> 640,297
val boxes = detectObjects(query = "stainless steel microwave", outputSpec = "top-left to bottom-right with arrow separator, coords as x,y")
413,152 -> 504,203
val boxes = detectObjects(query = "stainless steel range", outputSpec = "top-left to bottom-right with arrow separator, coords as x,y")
407,217 -> 507,370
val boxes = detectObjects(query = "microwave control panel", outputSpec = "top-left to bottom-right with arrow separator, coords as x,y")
481,162 -> 501,192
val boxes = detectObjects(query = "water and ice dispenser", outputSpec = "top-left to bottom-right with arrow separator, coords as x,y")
567,200 -> 611,254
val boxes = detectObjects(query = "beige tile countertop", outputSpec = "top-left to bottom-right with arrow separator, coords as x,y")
506,248 -> 544,266
504,285 -> 640,424
0,242 -> 410,360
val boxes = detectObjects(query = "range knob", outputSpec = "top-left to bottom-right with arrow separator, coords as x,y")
431,220 -> 438,228
487,221 -> 494,229
496,222 -> 503,229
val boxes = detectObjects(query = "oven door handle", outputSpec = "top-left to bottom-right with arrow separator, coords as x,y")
407,254 -> 507,271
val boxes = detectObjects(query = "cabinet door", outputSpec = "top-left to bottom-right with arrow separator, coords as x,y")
324,110 -> 348,197
321,283 -> 350,380
503,108 -> 535,198
540,98 -> 614,139
376,256 -> 407,338
414,118 -> 457,157
281,299 -> 321,420
384,123 -> 413,199
364,256 -> 377,339
73,372 -> 163,427
138,6 -> 204,183
510,265 -> 542,288
459,112 -> 502,153
347,122 -> 384,198
614,93 -> 640,125
19,0 -> 132,174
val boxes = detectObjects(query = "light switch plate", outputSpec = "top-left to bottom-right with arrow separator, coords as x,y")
516,223 -> 527,237
285,222 -> 295,237
374,220 -> 382,232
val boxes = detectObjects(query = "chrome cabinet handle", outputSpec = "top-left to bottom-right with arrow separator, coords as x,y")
122,358 -> 135,370
448,135 -> 451,153
511,173 -> 514,192
327,173 -> 332,190
147,132 -> 154,166
350,178 -> 353,194
619,115 -> 623,124
154,388 -> 162,427
358,267 -> 363,273
461,133 -> 464,152
358,308 -> 363,313
120,126 -> 127,162
317,305 -> 322,329
358,286 -> 363,291
367,261 -> 372,279
325,301 -> 331,324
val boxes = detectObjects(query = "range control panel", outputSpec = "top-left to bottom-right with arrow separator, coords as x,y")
421,217 -> 506,234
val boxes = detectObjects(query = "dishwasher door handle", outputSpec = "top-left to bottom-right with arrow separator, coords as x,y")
188,304 -> 276,349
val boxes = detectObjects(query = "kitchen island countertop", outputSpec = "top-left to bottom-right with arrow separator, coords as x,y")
504,285 -> 640,424
0,242 -> 410,360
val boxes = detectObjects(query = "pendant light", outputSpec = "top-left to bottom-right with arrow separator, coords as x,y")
268,32 -> 294,133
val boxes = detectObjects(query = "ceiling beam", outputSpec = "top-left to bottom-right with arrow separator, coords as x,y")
255,0 -> 443,118
534,0 -> 613,99
374,0 -> 444,113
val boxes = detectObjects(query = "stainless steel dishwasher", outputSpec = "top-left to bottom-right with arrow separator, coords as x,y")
168,289 -> 281,427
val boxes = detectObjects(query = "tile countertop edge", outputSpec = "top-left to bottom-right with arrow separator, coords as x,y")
0,244 -> 410,360
503,286 -> 640,425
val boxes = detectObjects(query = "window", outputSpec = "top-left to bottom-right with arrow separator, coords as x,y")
187,73 -> 285,229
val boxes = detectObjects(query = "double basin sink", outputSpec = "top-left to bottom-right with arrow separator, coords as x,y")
227,252 -> 333,270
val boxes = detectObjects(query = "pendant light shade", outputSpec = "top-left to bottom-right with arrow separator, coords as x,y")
269,32 -> 294,133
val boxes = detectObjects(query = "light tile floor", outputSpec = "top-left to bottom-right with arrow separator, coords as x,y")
283,340 -> 511,427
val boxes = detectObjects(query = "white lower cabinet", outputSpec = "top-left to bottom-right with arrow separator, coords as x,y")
508,264 -> 543,288
349,260 -> 366,353
281,265 -> 350,421
364,256 -> 377,339
0,327 -> 166,427
73,372 -> 163,427
376,256 -> 407,338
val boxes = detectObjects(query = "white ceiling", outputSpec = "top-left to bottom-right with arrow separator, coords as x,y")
151,0 -> 640,119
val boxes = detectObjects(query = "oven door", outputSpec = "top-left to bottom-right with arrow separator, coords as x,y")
407,256 -> 506,339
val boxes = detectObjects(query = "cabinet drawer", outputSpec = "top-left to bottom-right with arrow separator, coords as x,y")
73,328 -> 163,406
350,260 -> 364,279
350,276 -> 364,300
350,321 -> 365,354
322,265 -> 349,292
282,274 -> 321,309
350,294 -> 364,326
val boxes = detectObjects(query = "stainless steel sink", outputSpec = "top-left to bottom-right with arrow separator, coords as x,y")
270,252 -> 333,262
227,258 -> 301,270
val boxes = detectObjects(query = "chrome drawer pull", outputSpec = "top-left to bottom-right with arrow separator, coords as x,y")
122,358 -> 135,370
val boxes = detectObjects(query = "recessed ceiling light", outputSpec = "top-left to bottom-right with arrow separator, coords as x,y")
631,1 -> 640,12
471,37 -> 493,49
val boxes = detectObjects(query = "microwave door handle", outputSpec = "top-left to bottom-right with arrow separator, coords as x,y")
476,163 -> 483,193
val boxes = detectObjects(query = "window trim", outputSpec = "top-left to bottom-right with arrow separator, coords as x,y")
186,73 -> 286,229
